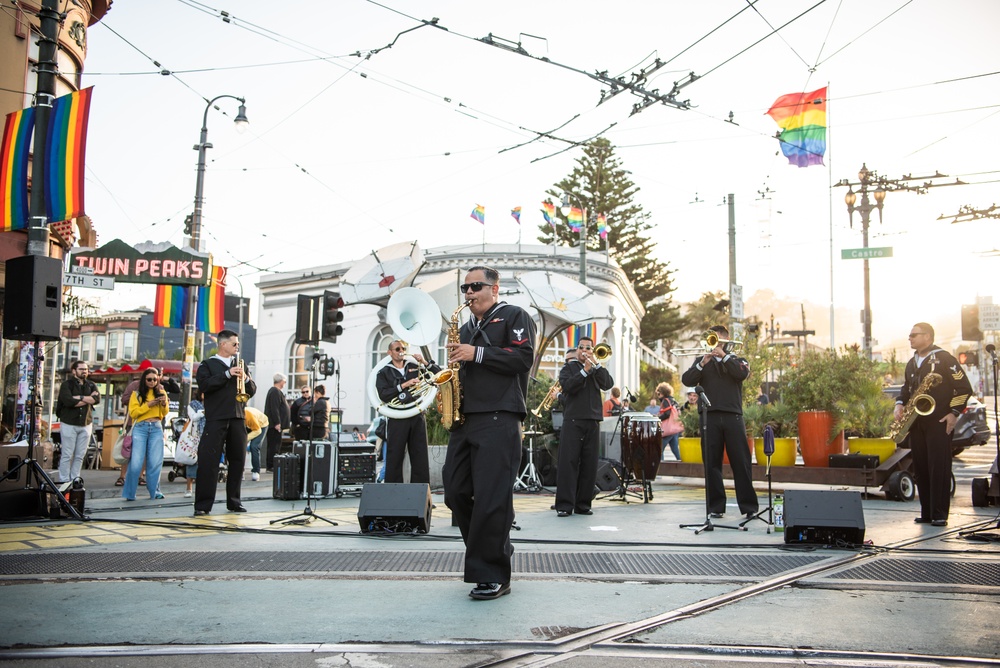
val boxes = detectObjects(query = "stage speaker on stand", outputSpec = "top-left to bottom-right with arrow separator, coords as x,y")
2,255 -> 63,341
783,490 -> 866,545
358,483 -> 432,533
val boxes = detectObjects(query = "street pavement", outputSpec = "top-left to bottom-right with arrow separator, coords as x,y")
0,444 -> 998,668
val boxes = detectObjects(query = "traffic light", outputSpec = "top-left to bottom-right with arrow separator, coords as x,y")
320,291 -> 344,343
961,304 -> 983,341
959,351 -> 979,366
183,214 -> 194,236
294,294 -> 319,345
318,356 -> 336,377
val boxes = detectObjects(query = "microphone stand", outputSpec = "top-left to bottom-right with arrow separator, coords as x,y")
680,385 -> 744,534
741,425 -> 775,532
271,355 -> 337,527
960,346 -> 1000,539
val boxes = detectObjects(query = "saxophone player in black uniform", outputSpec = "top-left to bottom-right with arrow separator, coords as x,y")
442,266 -> 536,601
895,322 -> 972,527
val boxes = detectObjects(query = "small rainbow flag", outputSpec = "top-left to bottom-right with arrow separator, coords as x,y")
510,206 -> 521,224
567,207 -> 584,232
0,106 -> 35,232
470,204 -> 485,224
564,322 -> 599,347
541,201 -> 557,229
597,213 -> 608,239
45,87 -> 93,223
765,86 -> 827,168
153,266 -> 227,332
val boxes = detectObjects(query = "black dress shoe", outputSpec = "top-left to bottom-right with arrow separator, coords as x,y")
193,510 -> 210,517
931,519 -> 948,527
228,504 -> 248,513
575,509 -> 593,516
556,510 -> 571,517
469,582 -> 511,600
914,517 -> 931,524
709,512 -> 725,519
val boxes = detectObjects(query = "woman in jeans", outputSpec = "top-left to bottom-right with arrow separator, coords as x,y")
123,368 -> 169,501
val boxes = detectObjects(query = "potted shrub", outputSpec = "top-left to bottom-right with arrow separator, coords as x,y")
835,378 -> 897,464
777,349 -> 878,467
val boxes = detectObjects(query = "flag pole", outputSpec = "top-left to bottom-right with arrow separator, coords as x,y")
826,81 -> 835,350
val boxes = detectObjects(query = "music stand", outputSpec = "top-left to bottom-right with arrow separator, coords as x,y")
680,385 -> 744,534
271,354 -> 337,527
741,425 -> 775,532
0,339 -> 83,521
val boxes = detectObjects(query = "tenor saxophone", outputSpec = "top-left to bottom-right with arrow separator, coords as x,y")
436,302 -> 469,431
887,370 -> 942,444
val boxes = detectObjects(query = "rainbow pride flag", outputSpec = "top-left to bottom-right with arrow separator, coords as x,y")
510,206 -> 521,224
541,201 -> 557,229
45,87 -> 93,223
0,106 -> 35,231
564,322 -> 599,347
597,213 -> 608,239
765,86 -> 827,168
567,207 -> 584,232
470,204 -> 485,224
153,266 -> 227,332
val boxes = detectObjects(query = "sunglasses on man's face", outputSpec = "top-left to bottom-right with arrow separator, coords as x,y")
460,282 -> 494,293
392,346 -> 407,352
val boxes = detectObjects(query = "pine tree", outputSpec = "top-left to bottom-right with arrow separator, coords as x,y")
537,139 -> 682,345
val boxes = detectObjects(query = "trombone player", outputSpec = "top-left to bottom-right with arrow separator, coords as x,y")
681,325 -> 758,520
375,339 -> 440,484
555,336 -> 614,518
193,329 -> 256,516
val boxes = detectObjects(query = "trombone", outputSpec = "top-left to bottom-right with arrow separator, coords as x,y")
671,330 -> 743,356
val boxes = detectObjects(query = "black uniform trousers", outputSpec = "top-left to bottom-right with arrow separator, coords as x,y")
555,418 -> 600,513
442,412 -> 521,584
194,418 -> 247,512
703,411 -> 758,515
909,418 -> 952,521
265,427 -> 282,471
384,413 -> 430,484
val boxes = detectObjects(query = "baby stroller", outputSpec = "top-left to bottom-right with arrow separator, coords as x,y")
166,416 -> 228,483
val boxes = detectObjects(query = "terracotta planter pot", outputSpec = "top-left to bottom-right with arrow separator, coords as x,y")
753,437 -> 798,467
797,410 -> 845,467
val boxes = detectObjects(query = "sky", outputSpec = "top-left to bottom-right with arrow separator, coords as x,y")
74,0 -> 1000,359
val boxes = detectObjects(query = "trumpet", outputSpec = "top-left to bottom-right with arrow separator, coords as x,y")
531,382 -> 562,418
234,353 -> 250,403
593,342 -> 612,360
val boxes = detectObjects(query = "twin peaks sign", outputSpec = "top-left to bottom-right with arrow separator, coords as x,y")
68,240 -> 213,286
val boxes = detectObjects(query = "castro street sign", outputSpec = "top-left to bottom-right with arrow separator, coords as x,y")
68,239 -> 212,286
841,246 -> 893,260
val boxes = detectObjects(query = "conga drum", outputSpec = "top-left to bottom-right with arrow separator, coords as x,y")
621,412 -> 661,482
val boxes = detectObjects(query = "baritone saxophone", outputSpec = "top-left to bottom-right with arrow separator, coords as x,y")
437,301 -> 469,431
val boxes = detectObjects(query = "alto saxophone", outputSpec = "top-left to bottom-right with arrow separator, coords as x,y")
436,301 -> 469,431
887,370 -> 942,444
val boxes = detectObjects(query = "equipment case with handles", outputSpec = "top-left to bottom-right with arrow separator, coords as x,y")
293,440 -> 337,498
272,453 -> 301,500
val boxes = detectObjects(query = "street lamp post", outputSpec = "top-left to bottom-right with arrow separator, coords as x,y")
843,163 -> 886,360
179,95 -> 249,415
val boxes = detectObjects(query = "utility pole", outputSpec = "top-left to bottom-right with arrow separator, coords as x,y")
26,0 -> 61,257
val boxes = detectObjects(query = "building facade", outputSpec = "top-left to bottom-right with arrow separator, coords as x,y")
255,243 -> 666,432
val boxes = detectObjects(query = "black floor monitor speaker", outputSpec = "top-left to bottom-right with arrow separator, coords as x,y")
3,255 -> 63,341
357,483 -> 432,533
595,458 -> 621,492
784,490 -> 866,545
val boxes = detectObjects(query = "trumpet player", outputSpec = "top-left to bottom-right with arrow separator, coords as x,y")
897,323 -> 972,527
681,324 -> 758,520
193,329 -> 256,516
375,339 -> 440,484
555,336 -> 614,518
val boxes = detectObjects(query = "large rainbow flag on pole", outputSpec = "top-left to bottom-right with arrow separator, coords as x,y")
153,266 -> 227,332
765,86 -> 827,168
0,106 -> 35,231
45,87 -> 93,222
